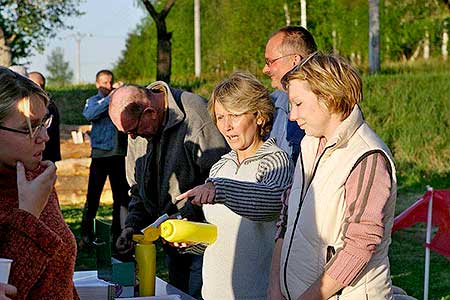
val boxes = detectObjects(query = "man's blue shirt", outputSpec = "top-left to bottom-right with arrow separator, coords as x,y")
269,90 -> 304,163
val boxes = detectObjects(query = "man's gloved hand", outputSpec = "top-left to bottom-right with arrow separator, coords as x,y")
116,227 -> 135,254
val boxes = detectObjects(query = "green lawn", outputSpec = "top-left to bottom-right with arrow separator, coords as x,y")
63,205 -> 169,281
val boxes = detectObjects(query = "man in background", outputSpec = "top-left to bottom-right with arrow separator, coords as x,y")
263,26 -> 317,163
80,70 -> 130,250
29,71 -> 62,162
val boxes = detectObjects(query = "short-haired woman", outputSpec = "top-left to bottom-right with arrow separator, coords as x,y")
268,53 -> 397,300
0,67 -> 78,299
176,71 -> 293,300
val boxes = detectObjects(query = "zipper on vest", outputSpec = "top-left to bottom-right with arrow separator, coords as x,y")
282,143 -> 336,300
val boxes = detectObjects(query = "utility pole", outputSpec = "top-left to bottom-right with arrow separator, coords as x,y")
70,32 -> 89,84
194,0 -> 201,78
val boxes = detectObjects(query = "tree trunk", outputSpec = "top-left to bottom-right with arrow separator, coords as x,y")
423,30 -> 430,60
155,23 -> 172,83
368,0 -> 380,74
283,2 -> 291,26
442,26 -> 448,60
0,28 -> 12,67
300,0 -> 307,28
409,40 -> 422,62
142,0 -> 175,84
194,0 -> 201,78
332,28 -> 337,54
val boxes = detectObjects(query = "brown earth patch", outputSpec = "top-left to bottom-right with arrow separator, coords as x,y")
56,125 -> 112,206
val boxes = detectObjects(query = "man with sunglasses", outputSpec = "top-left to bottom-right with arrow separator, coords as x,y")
263,26 -> 317,164
109,82 -> 228,299
80,69 -> 130,252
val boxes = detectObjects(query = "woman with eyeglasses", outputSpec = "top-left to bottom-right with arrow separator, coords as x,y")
0,66 -> 78,300
176,72 -> 293,300
268,53 -> 397,300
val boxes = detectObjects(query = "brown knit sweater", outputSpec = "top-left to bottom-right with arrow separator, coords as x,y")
0,167 -> 79,300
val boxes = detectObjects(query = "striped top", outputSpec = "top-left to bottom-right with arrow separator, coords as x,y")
277,137 -> 392,286
201,138 -> 293,300
207,138 -> 293,222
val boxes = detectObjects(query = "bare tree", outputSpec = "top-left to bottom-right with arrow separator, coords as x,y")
142,0 -> 176,83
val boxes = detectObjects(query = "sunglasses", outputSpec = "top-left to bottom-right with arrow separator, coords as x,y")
281,51 -> 319,91
0,114 -> 53,140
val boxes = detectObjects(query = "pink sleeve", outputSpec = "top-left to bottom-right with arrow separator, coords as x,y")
325,152 -> 392,286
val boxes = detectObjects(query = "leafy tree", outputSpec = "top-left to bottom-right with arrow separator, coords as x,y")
114,17 -> 156,81
115,0 -> 285,82
381,0 -> 450,61
115,0 -> 450,80
46,47 -> 73,86
0,1 -> 83,66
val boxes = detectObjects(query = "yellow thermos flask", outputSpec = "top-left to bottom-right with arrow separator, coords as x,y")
160,219 -> 217,244
133,227 -> 159,297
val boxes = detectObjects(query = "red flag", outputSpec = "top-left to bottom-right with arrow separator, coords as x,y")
392,190 -> 450,258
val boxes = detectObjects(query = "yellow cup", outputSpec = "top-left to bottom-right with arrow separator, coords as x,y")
160,219 -> 217,244
134,241 -> 156,296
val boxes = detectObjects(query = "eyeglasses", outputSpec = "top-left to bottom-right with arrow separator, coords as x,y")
0,114 -> 53,140
125,108 -> 146,137
281,51 -> 319,91
265,54 -> 298,67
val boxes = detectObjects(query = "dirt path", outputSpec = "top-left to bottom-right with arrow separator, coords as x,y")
56,125 -> 113,206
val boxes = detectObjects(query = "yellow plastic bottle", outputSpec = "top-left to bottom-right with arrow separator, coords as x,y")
133,234 -> 157,296
160,219 -> 217,244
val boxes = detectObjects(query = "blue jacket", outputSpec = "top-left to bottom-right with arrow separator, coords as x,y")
82,92 -> 116,151
270,90 -> 304,164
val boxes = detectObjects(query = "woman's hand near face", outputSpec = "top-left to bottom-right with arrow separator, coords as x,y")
175,182 -> 216,206
16,160 -> 57,218
0,283 -> 17,300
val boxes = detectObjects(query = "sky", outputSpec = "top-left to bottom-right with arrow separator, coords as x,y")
22,0 -> 145,84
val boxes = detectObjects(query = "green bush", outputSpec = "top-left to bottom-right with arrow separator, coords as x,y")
48,84 -> 97,125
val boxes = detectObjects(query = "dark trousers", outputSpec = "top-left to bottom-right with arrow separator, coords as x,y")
81,155 -> 130,244
163,244 -> 203,299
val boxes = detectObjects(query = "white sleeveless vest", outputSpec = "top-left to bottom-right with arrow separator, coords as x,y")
280,106 -> 397,300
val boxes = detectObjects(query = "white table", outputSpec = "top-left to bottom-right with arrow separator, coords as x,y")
74,271 -> 196,300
